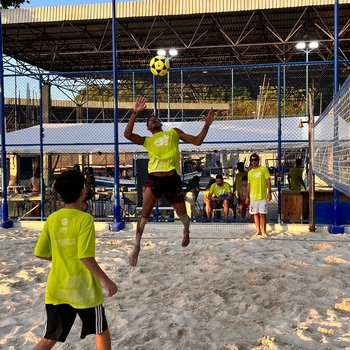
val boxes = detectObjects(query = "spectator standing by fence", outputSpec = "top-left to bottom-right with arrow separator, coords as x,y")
287,158 -> 306,191
246,153 -> 272,237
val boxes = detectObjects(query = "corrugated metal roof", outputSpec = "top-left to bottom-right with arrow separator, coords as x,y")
3,0 -> 350,24
3,1 -> 350,71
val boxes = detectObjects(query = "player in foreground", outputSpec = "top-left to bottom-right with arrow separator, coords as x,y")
124,96 -> 215,266
33,170 -> 118,350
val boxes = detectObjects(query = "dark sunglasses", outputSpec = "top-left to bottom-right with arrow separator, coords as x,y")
250,159 -> 258,162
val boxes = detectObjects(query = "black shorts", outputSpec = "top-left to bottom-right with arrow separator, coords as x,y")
146,173 -> 184,204
214,200 -> 223,209
42,304 -> 108,342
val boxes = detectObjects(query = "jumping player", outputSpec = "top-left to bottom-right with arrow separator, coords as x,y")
124,96 -> 215,266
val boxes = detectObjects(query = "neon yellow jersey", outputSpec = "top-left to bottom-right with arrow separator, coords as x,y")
247,166 -> 271,201
289,167 -> 303,190
144,129 -> 180,174
234,171 -> 247,197
209,181 -> 232,197
34,209 -> 104,309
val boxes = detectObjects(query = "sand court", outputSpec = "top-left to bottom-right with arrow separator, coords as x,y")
2,224 -> 350,349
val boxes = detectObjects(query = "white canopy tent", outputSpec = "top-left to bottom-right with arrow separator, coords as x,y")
2,118 -> 308,155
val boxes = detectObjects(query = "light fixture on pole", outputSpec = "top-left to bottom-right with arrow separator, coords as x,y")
156,49 -> 178,121
295,43 -> 318,232
157,48 -> 178,59
296,41 -> 319,118
298,119 -> 308,128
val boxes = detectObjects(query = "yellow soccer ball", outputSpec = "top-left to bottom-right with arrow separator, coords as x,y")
149,55 -> 170,76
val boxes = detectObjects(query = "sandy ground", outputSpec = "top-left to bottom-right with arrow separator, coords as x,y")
2,224 -> 350,349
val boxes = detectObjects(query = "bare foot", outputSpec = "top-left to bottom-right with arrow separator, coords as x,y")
252,231 -> 261,237
129,247 -> 140,266
182,232 -> 190,247
261,232 -> 268,238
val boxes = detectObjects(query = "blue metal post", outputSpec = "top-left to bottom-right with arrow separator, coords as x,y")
0,6 -> 13,228
277,64 -> 282,223
181,70 -> 184,121
110,0 -> 124,231
153,75 -> 157,116
39,76 -> 44,220
328,0 -> 344,234
152,68 -> 159,221
231,68 -> 234,120
305,50 -> 309,118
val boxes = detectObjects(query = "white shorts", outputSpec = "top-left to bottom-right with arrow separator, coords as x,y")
249,199 -> 267,214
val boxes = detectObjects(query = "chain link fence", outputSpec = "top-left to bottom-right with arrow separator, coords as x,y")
2,61 -> 350,223
313,74 -> 350,225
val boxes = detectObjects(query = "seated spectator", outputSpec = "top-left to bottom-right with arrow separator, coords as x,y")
206,174 -> 233,220
185,175 -> 203,218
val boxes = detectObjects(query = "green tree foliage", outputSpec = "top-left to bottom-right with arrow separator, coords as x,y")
1,0 -> 29,9
75,83 -> 114,103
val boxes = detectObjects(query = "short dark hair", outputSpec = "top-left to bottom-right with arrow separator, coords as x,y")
250,153 -> 260,162
146,114 -> 158,126
242,175 -> 248,181
53,170 -> 84,204
216,174 -> 223,180
73,164 -> 80,171
237,162 -> 244,167
296,158 -> 302,166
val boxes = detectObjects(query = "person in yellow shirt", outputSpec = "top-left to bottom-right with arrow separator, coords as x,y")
287,158 -> 306,190
246,153 -> 272,237
124,96 -> 215,266
33,170 -> 117,350
206,174 -> 233,220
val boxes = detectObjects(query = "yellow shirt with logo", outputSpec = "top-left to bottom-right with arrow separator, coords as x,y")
143,128 -> 180,174
247,166 -> 271,201
209,181 -> 232,197
34,209 -> 104,308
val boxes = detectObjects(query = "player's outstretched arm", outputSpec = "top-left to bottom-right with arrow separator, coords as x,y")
80,257 -> 118,297
124,96 -> 147,145
175,107 -> 215,146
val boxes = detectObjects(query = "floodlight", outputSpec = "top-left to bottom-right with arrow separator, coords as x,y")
296,42 -> 306,50
309,41 -> 319,49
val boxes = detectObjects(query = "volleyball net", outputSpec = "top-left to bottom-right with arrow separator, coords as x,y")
313,75 -> 350,197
